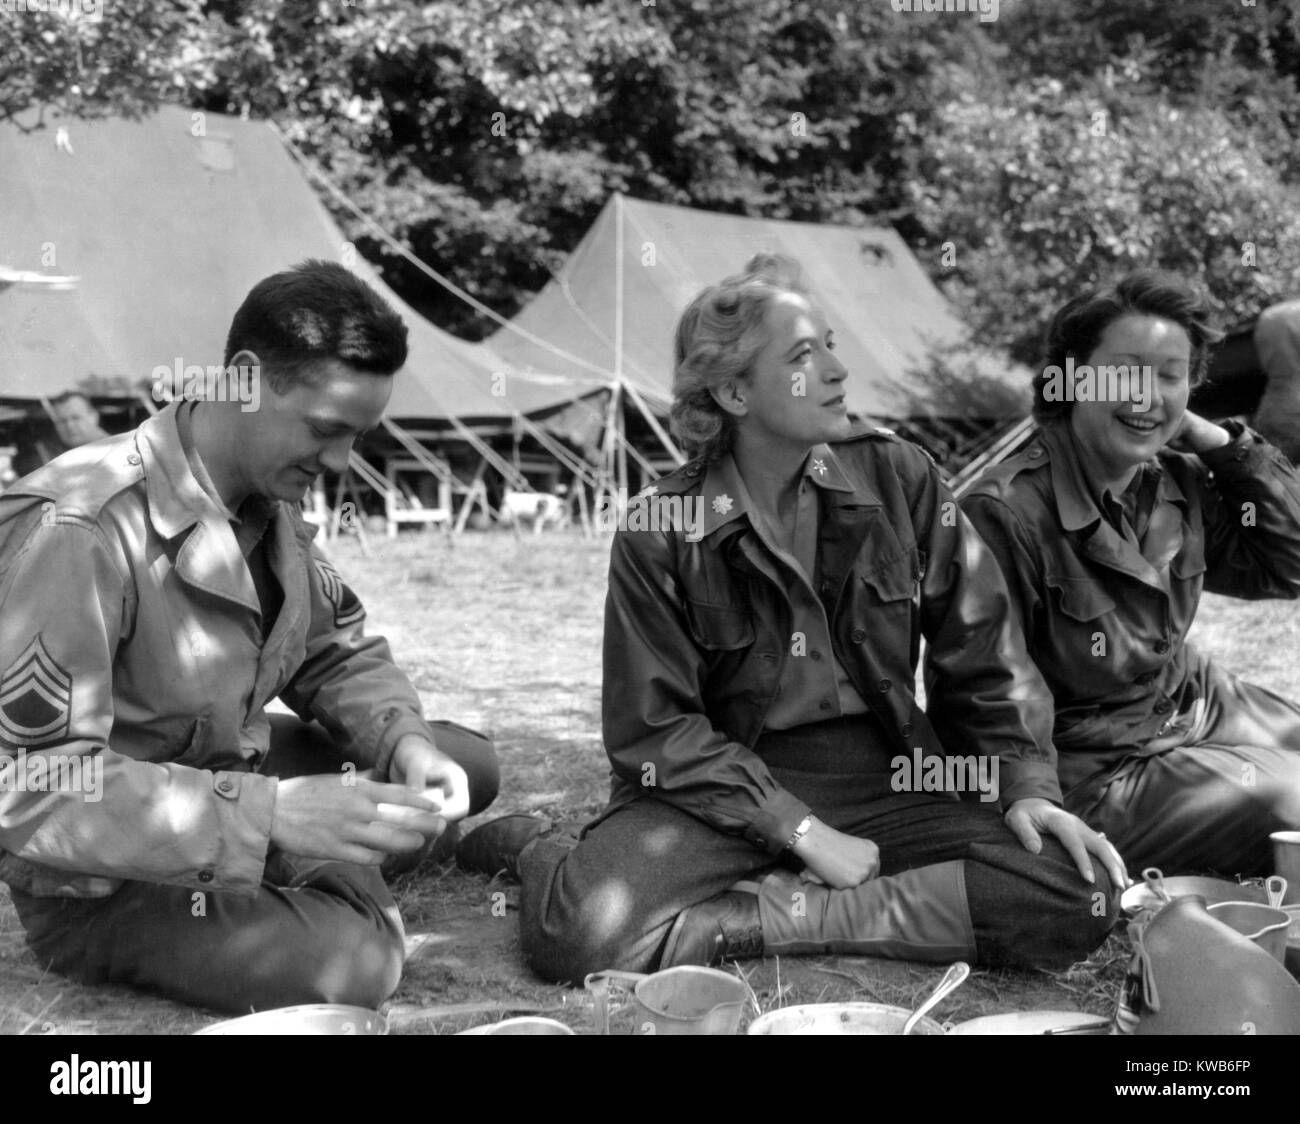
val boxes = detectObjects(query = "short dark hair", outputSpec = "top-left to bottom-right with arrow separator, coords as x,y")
1034,270 -> 1222,423
51,391 -> 94,410
670,253 -> 810,462
224,259 -> 409,392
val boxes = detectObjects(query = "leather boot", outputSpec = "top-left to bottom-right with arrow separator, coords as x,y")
758,861 -> 976,961
456,815 -> 552,880
660,891 -> 765,967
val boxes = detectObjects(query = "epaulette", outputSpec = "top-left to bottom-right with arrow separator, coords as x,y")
834,423 -> 941,468
634,457 -> 707,498
3,434 -> 143,523
965,437 -> 1051,497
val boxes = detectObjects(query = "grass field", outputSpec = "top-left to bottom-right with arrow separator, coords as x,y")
2,526 -> 1297,1034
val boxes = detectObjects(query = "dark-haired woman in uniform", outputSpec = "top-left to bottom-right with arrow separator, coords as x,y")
964,270 -> 1300,876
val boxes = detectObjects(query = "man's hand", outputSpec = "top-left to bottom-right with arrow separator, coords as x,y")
1004,797 -> 1129,889
790,817 -> 880,889
1170,410 -> 1231,456
271,774 -> 446,865
390,734 -> 471,823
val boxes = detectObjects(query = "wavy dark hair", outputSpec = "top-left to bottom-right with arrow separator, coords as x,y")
669,254 -> 810,462
1034,270 -> 1222,423
224,259 -> 409,392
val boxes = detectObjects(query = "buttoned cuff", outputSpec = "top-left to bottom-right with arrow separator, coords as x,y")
997,760 -> 1063,811
367,709 -> 437,781
745,790 -> 814,856
207,769 -> 276,896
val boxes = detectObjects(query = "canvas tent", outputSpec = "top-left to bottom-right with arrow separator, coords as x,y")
0,106 -> 605,420
490,194 -> 1030,465
0,106 -> 616,528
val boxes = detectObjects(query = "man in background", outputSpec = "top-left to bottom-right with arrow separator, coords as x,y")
50,391 -> 110,450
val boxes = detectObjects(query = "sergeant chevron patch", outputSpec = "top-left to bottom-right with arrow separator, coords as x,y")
0,636 -> 72,749
314,556 -> 365,629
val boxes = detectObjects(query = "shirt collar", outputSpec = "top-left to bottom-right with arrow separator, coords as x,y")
174,400 -> 278,543
138,402 -> 281,543
697,444 -> 855,539
1038,421 -> 1187,533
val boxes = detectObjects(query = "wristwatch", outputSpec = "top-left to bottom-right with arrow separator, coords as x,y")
785,814 -> 814,851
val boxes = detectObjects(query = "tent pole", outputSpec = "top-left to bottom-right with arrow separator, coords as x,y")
623,379 -> 683,468
617,387 -> 628,496
613,193 -> 628,499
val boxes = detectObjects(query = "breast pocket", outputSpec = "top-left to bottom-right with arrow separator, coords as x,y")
862,547 -> 921,604
1046,576 -> 1118,622
684,599 -> 755,652
861,547 -> 922,665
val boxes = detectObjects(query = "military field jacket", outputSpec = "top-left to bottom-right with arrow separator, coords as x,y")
601,427 -> 1062,855
962,421 -> 1300,790
0,405 -> 434,898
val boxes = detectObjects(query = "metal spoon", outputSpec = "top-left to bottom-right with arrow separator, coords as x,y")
902,961 -> 970,1035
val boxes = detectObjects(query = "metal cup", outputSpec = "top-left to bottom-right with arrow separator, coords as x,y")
1207,901 -> 1291,963
585,966 -> 747,1035
1271,831 -> 1300,904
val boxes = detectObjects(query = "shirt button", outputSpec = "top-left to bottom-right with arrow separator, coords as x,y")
1154,639 -> 1170,654
197,869 -> 214,883
877,678 -> 892,692
819,698 -> 833,712
1154,700 -> 1173,715
901,722 -> 914,736
851,628 -> 866,644
810,650 -> 822,662
216,778 -> 233,794
127,453 -> 141,465
1028,446 -> 1043,459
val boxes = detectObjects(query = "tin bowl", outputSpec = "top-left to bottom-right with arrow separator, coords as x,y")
1121,876 -> 1267,919
746,1002 -> 944,1035
194,1004 -> 387,1035
457,1017 -> 576,1035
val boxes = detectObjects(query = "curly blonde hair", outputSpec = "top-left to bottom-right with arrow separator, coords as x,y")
670,254 -> 810,462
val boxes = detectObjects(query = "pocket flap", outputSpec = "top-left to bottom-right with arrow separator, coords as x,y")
863,549 -> 919,602
684,600 -> 755,651
1047,576 -> 1117,621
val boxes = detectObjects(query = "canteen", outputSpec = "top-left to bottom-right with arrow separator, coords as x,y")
1121,895 -> 1300,1035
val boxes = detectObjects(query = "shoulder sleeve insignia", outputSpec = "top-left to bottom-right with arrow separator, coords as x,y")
313,555 -> 366,630
0,636 -> 72,749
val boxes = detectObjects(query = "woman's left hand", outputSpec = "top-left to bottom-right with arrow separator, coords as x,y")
1004,797 -> 1130,889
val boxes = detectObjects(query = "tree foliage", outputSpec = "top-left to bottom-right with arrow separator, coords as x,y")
3,0 -> 1299,356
